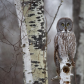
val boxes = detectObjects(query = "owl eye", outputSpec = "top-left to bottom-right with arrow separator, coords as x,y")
67,23 -> 70,26
61,23 -> 64,26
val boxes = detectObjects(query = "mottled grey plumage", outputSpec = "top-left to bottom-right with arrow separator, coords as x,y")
54,18 -> 76,75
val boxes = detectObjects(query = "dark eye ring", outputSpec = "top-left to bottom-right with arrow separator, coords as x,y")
61,23 -> 64,26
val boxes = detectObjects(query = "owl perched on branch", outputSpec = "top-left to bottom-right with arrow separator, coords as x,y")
54,18 -> 76,76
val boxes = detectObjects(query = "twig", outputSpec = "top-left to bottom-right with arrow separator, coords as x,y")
47,0 -> 63,34
0,0 -> 22,23
0,66 -> 13,73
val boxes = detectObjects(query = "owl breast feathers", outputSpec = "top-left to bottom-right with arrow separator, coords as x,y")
54,31 -> 76,62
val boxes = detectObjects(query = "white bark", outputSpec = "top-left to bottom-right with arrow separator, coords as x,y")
24,0 -> 48,83
60,58 -> 72,84
52,57 -> 72,84
14,0 -> 33,84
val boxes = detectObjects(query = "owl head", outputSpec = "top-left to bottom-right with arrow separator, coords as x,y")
57,18 -> 73,33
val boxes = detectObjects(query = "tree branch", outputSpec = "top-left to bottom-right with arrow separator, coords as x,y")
47,0 -> 63,34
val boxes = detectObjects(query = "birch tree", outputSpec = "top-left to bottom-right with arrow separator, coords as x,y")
14,0 -> 48,84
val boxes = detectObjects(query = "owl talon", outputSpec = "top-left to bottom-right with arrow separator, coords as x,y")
51,76 -> 60,81
59,58 -> 62,62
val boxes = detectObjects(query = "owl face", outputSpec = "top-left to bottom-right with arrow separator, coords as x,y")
57,18 -> 73,32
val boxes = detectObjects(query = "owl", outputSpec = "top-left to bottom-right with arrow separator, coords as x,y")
54,18 -> 76,76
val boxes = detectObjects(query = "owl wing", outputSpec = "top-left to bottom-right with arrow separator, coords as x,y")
54,35 -> 58,64
68,32 -> 76,62
54,35 -> 60,75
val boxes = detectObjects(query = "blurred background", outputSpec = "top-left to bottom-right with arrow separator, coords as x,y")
0,0 -> 23,84
0,0 -> 83,84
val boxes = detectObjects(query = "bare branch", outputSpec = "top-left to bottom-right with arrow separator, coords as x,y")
47,0 -> 63,34
0,66 -> 13,73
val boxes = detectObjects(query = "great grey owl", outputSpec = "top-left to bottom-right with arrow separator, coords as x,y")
54,18 -> 76,76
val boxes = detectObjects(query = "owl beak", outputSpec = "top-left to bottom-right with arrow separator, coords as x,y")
65,27 -> 67,32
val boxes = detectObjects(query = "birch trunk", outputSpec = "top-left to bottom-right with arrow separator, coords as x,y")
14,0 -> 48,84
60,59 -> 72,84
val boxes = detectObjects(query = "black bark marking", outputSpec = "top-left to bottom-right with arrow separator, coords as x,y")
31,61 -> 40,64
29,21 -> 35,23
28,14 -> 35,17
